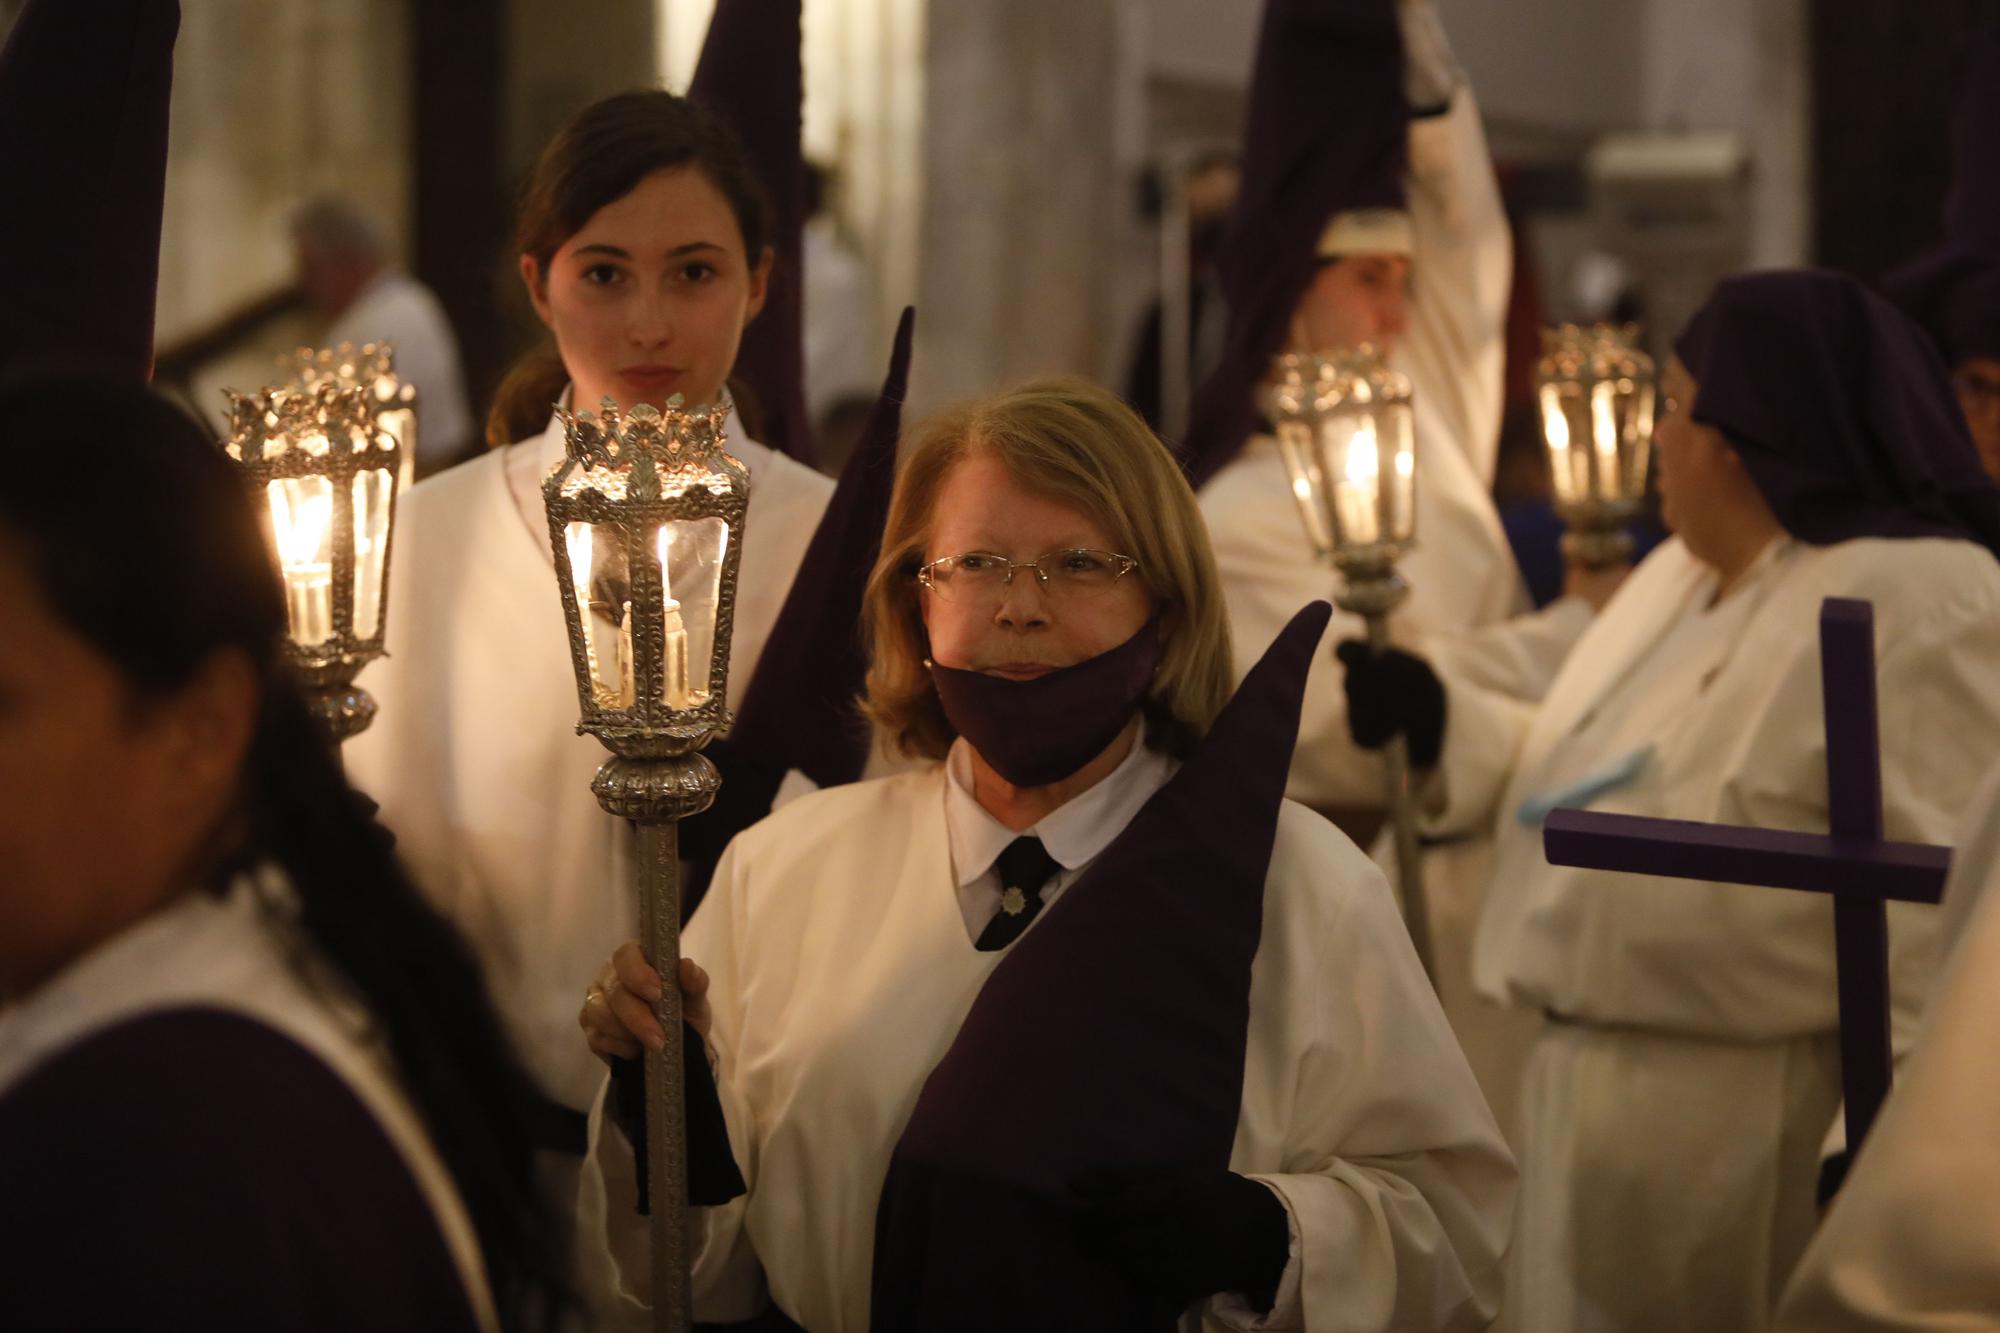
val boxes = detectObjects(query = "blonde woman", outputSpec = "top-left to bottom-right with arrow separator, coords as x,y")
578,379 -> 1512,1332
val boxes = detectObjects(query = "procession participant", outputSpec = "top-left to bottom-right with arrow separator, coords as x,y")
1773,757 -> 2000,1332
1883,32 -> 2000,481
1188,0 -> 1619,1136
0,0 -> 176,381
342,85 -> 833,1143
292,197 -> 477,476
580,378 -> 1514,1332
1458,269 -> 2000,1331
0,375 -> 566,1332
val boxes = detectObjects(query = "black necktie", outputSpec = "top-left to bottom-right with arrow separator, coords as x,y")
975,835 -> 1063,952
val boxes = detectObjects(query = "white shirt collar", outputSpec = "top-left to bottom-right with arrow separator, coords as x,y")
941,734 -> 1178,889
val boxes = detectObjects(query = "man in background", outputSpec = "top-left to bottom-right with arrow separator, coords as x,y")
293,198 -> 475,477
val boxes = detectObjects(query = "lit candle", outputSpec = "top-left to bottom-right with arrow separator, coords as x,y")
268,480 -> 333,646
1337,419 -> 1382,547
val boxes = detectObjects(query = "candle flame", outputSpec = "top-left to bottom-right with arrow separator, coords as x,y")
270,484 -> 331,569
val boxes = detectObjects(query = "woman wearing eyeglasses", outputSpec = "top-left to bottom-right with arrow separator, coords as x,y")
573,377 -> 1512,1332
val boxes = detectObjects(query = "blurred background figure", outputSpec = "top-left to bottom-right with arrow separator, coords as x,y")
1121,146 -> 1238,435
292,197 -> 476,477
802,159 -> 881,475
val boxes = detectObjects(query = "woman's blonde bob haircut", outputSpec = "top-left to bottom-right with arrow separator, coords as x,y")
862,376 -> 1235,762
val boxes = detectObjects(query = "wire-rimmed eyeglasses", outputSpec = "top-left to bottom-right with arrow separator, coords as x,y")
916,548 -> 1141,602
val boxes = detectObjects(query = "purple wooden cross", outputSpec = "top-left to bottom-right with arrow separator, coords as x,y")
1541,597 -> 1950,1152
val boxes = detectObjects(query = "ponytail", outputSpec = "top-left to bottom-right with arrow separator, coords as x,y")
486,345 -> 570,448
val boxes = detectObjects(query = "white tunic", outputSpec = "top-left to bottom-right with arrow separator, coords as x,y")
1470,534 -> 2000,1331
1199,77 -> 1588,1139
0,875 -> 497,1332
581,761 -> 1515,1333
344,410 -> 833,1112
1774,756 -> 2000,1331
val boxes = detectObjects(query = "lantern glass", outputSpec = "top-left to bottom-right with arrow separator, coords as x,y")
267,475 -> 336,647
352,466 -> 394,639
1538,324 -> 1656,516
1274,349 -> 1417,565
561,515 -> 730,711
656,515 -> 727,709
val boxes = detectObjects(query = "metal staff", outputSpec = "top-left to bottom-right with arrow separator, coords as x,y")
544,395 -> 750,1333
1270,348 -> 1434,980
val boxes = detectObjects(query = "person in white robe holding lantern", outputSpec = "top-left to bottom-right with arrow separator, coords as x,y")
1442,269 -> 2000,1331
1187,0 -> 1620,1138
343,89 -> 832,1139
577,379 -> 1514,1332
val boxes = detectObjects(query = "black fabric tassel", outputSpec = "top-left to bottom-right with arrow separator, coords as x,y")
611,1024 -> 747,1214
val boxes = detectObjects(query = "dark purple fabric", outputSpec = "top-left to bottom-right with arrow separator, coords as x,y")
1674,269 -> 2000,559
1179,0 -> 1406,488
1882,34 -> 2000,366
0,0 -> 178,382
0,1007 -> 481,1332
928,614 -> 1164,788
868,601 -> 1333,1331
690,0 -> 812,465
677,308 -> 914,920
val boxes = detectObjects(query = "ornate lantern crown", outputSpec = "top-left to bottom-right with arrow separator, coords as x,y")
222,375 -> 401,739
286,341 -> 419,491
544,395 -> 751,758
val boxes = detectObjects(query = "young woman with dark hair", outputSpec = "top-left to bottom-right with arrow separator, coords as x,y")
341,90 -> 834,1155
0,374 -> 568,1331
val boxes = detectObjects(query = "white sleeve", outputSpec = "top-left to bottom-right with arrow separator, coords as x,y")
1777,790 -> 2000,1330
1233,822 -> 1516,1331
1400,65 -> 1511,490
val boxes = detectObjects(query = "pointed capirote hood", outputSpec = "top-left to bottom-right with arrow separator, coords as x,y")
1882,33 -> 2000,366
689,0 -> 814,464
868,601 -> 1334,1331
677,307 -> 915,920
0,0 -> 179,381
1179,0 -> 1406,489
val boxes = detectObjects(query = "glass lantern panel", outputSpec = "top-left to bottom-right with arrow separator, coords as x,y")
564,520 -> 636,708
654,516 -> 729,708
1379,399 -> 1417,547
267,476 -> 336,648
1541,382 -> 1592,506
1273,420 -> 1335,557
1313,408 -> 1388,549
1621,378 -> 1656,499
351,468 -> 394,640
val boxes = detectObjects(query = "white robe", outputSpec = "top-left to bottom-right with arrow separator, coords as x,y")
0,874 -> 497,1332
579,766 -> 1515,1333
343,411 -> 833,1113
1199,77 -> 1587,1139
1470,534 -> 2000,1332
1773,756 -> 2000,1330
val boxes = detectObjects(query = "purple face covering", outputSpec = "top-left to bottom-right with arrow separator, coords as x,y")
929,616 -> 1163,788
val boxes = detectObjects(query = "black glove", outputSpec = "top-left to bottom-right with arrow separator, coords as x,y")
1073,1165 -> 1290,1318
1336,640 -> 1447,769
610,1029 -> 747,1213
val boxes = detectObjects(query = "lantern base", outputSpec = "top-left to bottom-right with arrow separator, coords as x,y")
306,682 -> 377,743
1561,526 -> 1635,570
1332,567 -> 1410,620
592,751 -> 723,825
